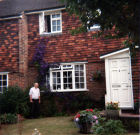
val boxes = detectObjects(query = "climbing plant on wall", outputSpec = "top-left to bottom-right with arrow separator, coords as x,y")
32,39 -> 59,87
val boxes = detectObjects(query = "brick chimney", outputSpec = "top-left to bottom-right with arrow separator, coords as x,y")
18,12 -> 28,87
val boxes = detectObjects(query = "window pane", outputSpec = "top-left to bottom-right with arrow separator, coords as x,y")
68,78 -> 72,83
63,71 -> 72,89
68,84 -> 72,89
53,78 -> 56,83
80,83 -> 84,88
0,75 -> 2,80
57,20 -> 60,25
75,65 -> 79,71
80,71 -> 84,76
57,85 -> 61,90
56,14 -> 60,17
45,15 -> 51,33
80,65 -> 84,70
53,72 -> 56,78
52,14 -> 56,18
52,26 -> 56,31
3,75 -> 7,80
57,26 -> 61,31
75,83 -> 79,89
75,71 -> 79,76
75,77 -> 79,82
57,72 -> 60,77
80,77 -> 84,82
53,84 -> 56,90
3,81 -> 7,86
52,20 -> 56,25
57,78 -> 61,83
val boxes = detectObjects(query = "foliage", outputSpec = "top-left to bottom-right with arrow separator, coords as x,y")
0,86 -> 30,117
92,70 -> 102,81
40,90 -> 104,117
32,39 -> 59,86
123,119 -> 139,131
0,113 -> 17,124
106,102 -> 119,110
61,0 -> 140,55
74,109 -> 99,125
93,118 -> 126,135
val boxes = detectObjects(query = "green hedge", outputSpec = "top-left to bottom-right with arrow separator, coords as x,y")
0,113 -> 17,124
0,86 -> 30,117
40,90 -> 105,117
0,86 -> 105,118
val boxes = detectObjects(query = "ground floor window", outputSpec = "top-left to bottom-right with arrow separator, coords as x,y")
49,63 -> 87,92
0,73 -> 8,93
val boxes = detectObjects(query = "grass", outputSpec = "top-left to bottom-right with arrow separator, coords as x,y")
0,116 -> 139,135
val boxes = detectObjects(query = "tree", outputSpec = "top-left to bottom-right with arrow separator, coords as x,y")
61,0 -> 140,55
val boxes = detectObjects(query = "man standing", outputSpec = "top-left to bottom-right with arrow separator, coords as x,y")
29,83 -> 40,118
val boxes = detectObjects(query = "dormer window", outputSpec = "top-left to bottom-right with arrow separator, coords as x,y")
39,11 -> 62,35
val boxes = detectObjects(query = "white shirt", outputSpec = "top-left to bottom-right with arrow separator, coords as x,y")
29,87 -> 40,99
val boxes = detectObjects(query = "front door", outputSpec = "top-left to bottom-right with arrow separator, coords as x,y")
109,57 -> 133,108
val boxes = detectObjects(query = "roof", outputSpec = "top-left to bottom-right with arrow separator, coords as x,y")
100,48 -> 129,59
0,0 -> 65,18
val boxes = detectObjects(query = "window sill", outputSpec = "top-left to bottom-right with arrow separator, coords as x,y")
51,89 -> 89,92
40,32 -> 62,37
88,27 -> 100,32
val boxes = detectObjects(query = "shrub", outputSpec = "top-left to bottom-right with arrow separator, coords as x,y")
93,118 -> 126,135
39,90 -> 105,117
0,113 -> 17,124
0,86 -> 30,117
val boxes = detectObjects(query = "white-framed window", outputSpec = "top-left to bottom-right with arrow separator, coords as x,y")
49,63 -> 87,92
0,73 -> 8,93
39,11 -> 62,34
89,24 -> 100,30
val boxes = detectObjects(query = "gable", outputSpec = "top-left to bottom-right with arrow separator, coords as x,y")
100,48 -> 130,59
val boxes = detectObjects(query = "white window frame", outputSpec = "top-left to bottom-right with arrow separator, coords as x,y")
49,62 -> 88,92
0,72 -> 8,93
39,11 -> 62,35
89,24 -> 100,30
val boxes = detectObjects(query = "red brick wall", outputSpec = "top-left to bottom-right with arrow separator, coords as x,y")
26,11 -> 128,100
0,10 -> 139,101
0,19 -> 19,72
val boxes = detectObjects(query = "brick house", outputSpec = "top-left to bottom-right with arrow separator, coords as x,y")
0,0 -> 139,109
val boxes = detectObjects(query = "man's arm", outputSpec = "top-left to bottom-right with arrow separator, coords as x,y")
29,88 -> 33,102
30,95 -> 33,102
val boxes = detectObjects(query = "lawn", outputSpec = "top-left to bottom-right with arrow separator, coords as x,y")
0,116 -> 139,135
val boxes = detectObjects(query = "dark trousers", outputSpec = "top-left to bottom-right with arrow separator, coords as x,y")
31,99 -> 40,118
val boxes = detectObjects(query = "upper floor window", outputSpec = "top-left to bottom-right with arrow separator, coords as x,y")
89,24 -> 100,30
49,63 -> 87,92
0,73 -> 8,93
39,11 -> 62,35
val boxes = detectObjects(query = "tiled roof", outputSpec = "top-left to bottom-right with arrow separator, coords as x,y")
0,0 -> 65,17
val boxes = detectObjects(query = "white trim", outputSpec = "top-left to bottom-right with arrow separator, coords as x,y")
49,63 -> 87,92
0,15 -> 22,21
129,54 -> 134,109
26,7 -> 65,15
0,72 -> 9,74
103,51 -> 134,109
39,11 -> 62,35
51,89 -> 89,92
100,48 -> 129,59
0,72 -> 9,93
